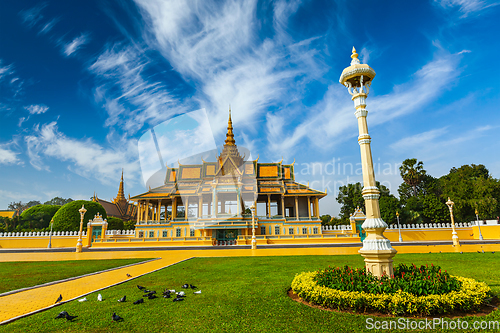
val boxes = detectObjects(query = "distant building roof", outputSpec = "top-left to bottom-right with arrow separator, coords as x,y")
0,210 -> 17,218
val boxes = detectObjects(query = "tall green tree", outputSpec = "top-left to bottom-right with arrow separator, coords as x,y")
399,158 -> 426,197
44,197 -> 73,206
439,164 -> 500,222
336,182 -> 392,223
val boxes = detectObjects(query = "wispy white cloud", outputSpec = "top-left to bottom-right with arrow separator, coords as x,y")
0,143 -> 20,165
89,44 -> 189,133
63,33 -> 90,57
129,0 -> 323,142
38,18 -> 58,35
25,121 -> 140,185
435,0 -> 500,18
19,3 -> 47,28
24,104 -> 49,115
390,127 -> 449,151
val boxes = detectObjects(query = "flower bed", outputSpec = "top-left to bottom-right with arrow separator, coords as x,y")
291,265 -> 492,316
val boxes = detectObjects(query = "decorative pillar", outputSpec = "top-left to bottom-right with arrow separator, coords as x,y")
267,195 -> 271,218
281,196 -> 285,218
340,47 -> 396,278
295,196 -> 299,220
199,197 -> 203,217
307,196 -> 311,219
185,197 -> 189,221
137,202 -> 141,224
145,200 -> 150,223
315,198 -> 320,218
172,197 -> 177,219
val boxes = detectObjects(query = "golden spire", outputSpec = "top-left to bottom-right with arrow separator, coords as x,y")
351,46 -> 358,60
224,106 -> 236,146
350,46 -> 360,65
116,168 -> 126,201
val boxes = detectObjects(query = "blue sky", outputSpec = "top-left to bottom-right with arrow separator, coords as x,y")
1,0 -> 499,216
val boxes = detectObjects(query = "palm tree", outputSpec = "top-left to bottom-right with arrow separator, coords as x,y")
399,158 -> 426,197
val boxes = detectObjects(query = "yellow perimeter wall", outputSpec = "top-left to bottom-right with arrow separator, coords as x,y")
1,225 -> 499,249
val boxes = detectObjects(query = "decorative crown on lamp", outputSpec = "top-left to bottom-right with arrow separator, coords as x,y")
339,47 -> 376,96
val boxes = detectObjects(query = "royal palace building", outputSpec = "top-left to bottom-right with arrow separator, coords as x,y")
130,111 -> 326,245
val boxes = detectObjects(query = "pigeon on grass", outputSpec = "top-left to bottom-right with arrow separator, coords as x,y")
55,294 -> 62,304
97,294 -> 103,301
112,313 -> 124,322
133,298 -> 144,304
78,297 -> 87,302
190,284 -> 197,289
65,313 -> 78,321
182,284 -> 189,289
137,285 -> 146,291
55,311 -> 68,319
118,296 -> 126,302
194,290 -> 202,294
173,297 -> 184,302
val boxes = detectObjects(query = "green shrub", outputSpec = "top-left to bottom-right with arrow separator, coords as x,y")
123,219 -> 136,230
52,200 -> 107,231
106,216 -> 124,230
292,270 -> 492,316
314,263 -> 460,296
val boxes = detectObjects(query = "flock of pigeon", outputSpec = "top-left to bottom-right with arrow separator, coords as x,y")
53,281 -> 201,322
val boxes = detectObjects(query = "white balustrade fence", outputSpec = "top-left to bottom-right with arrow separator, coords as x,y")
322,222 -> 474,232
0,231 -> 87,237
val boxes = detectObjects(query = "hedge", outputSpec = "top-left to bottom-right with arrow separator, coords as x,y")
52,200 -> 107,231
291,271 -> 492,316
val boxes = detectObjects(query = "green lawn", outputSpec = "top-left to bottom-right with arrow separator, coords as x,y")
1,253 -> 499,333
0,258 -> 151,295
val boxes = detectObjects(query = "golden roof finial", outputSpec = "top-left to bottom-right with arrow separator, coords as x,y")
350,46 -> 360,65
351,46 -> 358,59
117,169 -> 126,201
224,106 -> 236,146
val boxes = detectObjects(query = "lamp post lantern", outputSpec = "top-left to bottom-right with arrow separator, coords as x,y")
396,211 -> 403,242
76,205 -> 87,253
340,47 -> 396,278
475,209 -> 484,241
250,203 -> 257,250
48,219 -> 54,249
445,198 -> 460,246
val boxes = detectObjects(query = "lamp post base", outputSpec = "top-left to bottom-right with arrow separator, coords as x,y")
452,233 -> 460,247
359,249 -> 397,278
76,239 -> 83,253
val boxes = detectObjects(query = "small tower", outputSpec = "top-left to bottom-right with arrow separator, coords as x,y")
340,47 -> 396,278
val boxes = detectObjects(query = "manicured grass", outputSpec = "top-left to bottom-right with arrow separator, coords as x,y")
0,259 -> 151,294
1,253 -> 499,333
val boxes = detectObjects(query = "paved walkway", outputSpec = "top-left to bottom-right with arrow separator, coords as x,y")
1,243 -> 500,324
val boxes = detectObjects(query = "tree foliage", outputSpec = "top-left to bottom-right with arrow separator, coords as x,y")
336,182 -> 393,223
399,158 -> 426,197
107,217 -> 124,230
44,197 -> 73,206
52,200 -> 107,231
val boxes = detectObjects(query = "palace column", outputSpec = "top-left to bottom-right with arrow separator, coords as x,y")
340,47 -> 396,278
185,197 -> 189,221
172,197 -> 177,219
145,200 -> 150,223
281,195 -> 285,217
295,196 -> 299,220
267,195 -> 271,218
137,202 -> 141,224
199,197 -> 203,217
315,197 -> 319,218
307,196 -> 311,219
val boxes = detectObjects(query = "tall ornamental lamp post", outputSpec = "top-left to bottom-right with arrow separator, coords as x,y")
339,47 -> 397,278
445,198 -> 460,247
47,219 -> 54,249
396,211 -> 403,242
475,209 -> 484,241
250,203 -> 257,250
76,205 -> 87,253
